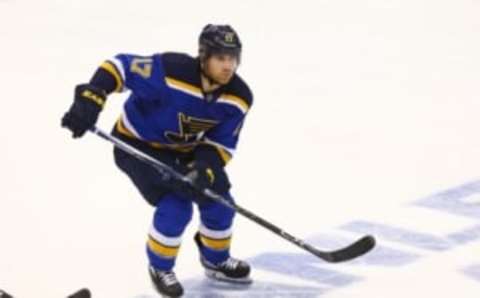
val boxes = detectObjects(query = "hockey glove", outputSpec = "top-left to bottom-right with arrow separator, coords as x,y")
193,145 -> 231,195
208,165 -> 231,195
61,83 -> 106,138
175,160 -> 226,204
186,162 -> 231,202
185,161 -> 215,192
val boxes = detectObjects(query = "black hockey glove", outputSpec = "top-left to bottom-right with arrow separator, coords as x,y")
193,145 -> 231,195
61,83 -> 106,138
208,165 -> 231,195
184,161 -> 215,192
176,160 -> 229,204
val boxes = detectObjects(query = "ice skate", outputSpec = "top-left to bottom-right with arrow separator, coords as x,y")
194,233 -> 252,284
148,266 -> 184,297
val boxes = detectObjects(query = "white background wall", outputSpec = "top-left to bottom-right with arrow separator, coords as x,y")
1,0 -> 479,297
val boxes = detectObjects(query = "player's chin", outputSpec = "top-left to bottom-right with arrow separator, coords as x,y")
217,74 -> 233,85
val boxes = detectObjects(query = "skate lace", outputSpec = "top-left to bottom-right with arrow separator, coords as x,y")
222,258 -> 240,270
159,271 -> 178,286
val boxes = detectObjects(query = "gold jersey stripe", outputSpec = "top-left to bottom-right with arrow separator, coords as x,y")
200,141 -> 232,164
116,117 -> 228,163
200,235 -> 231,250
148,141 -> 196,152
189,123 -> 216,129
100,61 -> 124,93
215,146 -> 232,164
219,94 -> 250,113
147,237 -> 180,257
165,77 -> 202,96
116,118 -> 197,153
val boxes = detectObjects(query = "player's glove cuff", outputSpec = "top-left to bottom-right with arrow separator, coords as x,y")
61,83 -> 106,138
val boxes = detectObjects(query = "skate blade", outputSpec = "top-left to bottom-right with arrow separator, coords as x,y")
158,292 -> 183,298
150,281 -> 183,298
204,269 -> 253,285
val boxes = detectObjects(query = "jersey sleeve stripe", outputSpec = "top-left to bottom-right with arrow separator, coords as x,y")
203,137 -> 234,163
115,113 -> 144,141
165,77 -> 203,98
217,94 -> 250,114
100,60 -> 124,92
110,57 -> 126,82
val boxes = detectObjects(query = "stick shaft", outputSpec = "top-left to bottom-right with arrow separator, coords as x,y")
90,126 -> 374,262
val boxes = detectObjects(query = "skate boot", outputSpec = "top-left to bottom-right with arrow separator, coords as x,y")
148,266 -> 184,297
194,233 -> 252,284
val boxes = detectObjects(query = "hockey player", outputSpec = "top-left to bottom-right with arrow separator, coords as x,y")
61,24 -> 252,297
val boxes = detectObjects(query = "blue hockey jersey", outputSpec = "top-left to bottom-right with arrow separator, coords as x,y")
100,52 -> 253,164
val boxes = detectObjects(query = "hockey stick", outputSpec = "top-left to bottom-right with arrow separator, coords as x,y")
0,290 -> 13,298
67,288 -> 91,298
0,288 -> 90,298
89,126 -> 375,262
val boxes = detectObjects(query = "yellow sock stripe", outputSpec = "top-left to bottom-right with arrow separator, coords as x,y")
147,236 -> 180,258
100,61 -> 124,92
200,235 -> 231,250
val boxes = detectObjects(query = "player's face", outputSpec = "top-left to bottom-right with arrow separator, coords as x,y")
204,54 -> 238,84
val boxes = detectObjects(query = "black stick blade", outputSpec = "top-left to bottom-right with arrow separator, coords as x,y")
67,288 -> 91,298
0,290 -> 14,298
315,235 -> 376,263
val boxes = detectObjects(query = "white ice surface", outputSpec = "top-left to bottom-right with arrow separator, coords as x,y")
1,0 -> 480,297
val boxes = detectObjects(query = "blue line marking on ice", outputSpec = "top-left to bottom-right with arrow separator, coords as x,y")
306,234 -> 367,251
341,220 -> 452,251
147,180 -> 480,298
447,224 -> 480,245
135,279 -> 326,297
352,244 -> 420,266
184,279 -> 327,297
249,252 -> 361,287
305,233 -> 419,266
414,180 -> 480,220
463,264 -> 480,283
